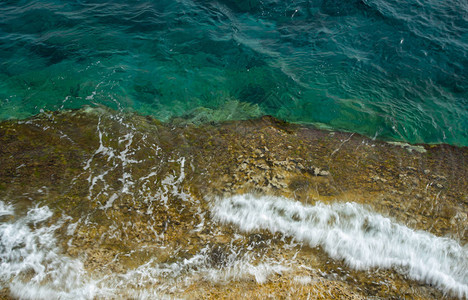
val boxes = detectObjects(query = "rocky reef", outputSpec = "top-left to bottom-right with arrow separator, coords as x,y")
0,107 -> 466,299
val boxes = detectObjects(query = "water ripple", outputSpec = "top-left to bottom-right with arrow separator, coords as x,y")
0,0 -> 467,145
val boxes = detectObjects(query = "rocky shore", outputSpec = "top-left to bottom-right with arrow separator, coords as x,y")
0,107 -> 466,299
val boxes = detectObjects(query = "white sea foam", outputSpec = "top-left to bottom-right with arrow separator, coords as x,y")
0,200 -> 287,299
0,203 -> 98,299
211,194 -> 468,298
0,201 -> 14,216
79,113 -> 187,211
111,245 -> 288,294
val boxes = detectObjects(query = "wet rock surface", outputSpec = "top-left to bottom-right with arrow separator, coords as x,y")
0,108 -> 466,299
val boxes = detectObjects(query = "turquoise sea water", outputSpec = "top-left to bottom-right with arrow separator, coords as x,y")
0,0 -> 467,145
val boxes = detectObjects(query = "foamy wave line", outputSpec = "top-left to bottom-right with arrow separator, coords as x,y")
211,194 -> 468,298
113,245 -> 287,288
0,202 -> 99,300
0,201 -> 287,299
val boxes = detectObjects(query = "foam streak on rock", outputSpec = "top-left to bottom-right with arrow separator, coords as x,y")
211,194 -> 468,298
0,202 -> 98,299
0,200 -> 287,299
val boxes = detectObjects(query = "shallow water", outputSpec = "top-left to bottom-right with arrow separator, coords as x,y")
1,0 -> 467,145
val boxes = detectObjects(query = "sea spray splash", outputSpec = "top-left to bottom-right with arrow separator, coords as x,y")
211,194 -> 468,298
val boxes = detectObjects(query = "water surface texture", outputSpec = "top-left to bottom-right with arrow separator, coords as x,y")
1,0 -> 467,145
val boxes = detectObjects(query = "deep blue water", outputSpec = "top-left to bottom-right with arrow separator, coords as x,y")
0,0 -> 467,145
